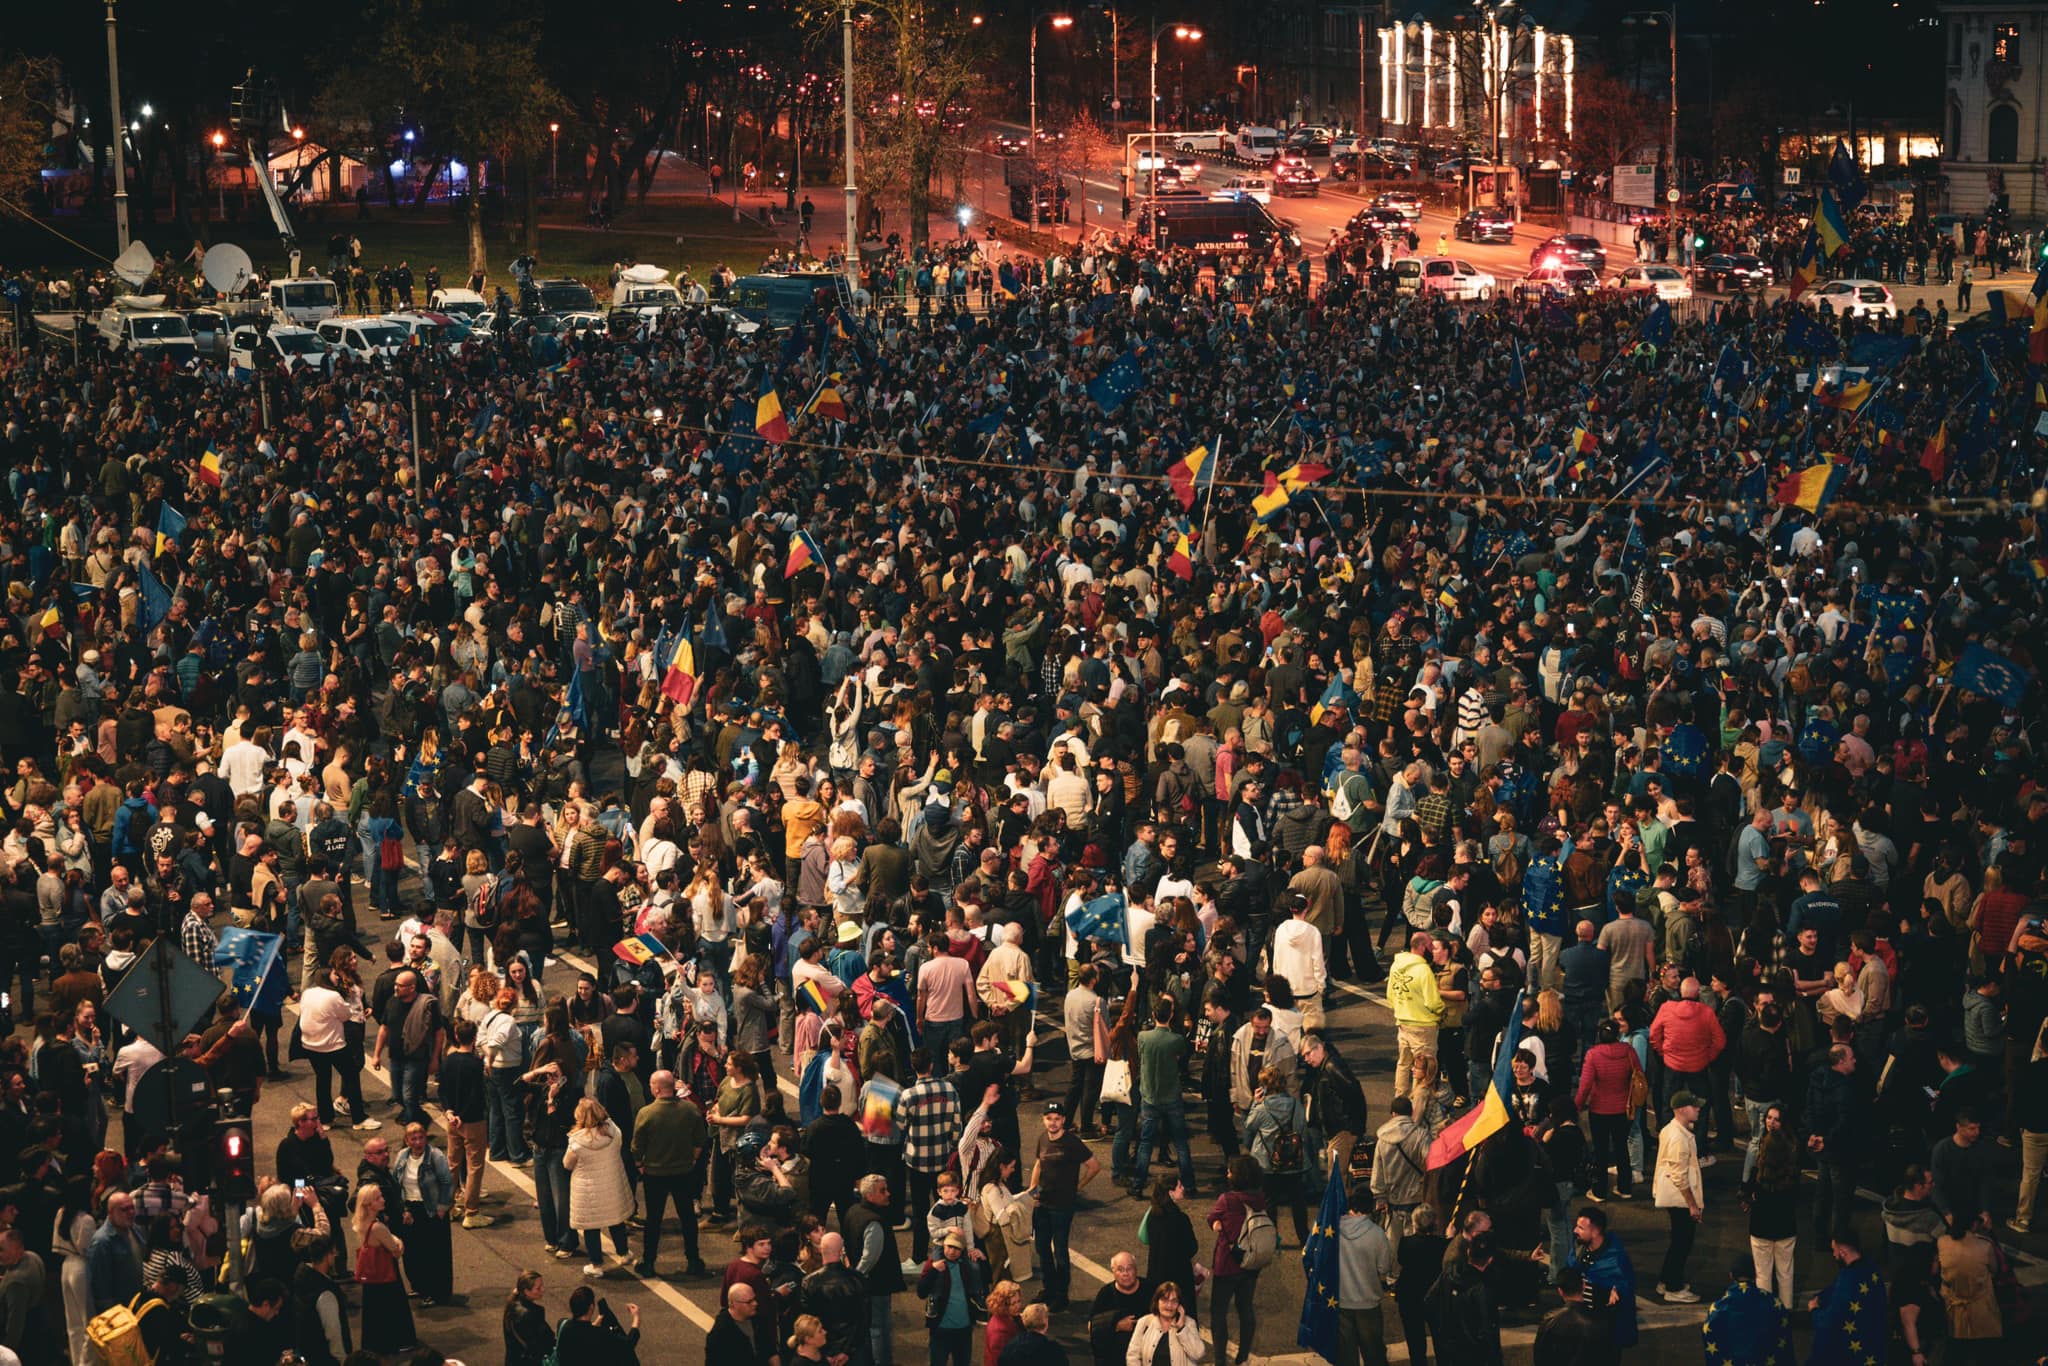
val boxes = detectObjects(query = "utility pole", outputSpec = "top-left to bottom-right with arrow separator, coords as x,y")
105,0 -> 129,254
841,0 -> 859,289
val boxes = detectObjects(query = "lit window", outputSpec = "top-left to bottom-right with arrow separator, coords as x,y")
1994,23 -> 2019,63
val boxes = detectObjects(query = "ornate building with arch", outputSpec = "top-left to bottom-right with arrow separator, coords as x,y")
1942,2 -> 2048,217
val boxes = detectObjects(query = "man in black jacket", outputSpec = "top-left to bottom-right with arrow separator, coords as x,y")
707,1283 -> 774,1366
843,1174 -> 903,1365
1804,1044 -> 1868,1241
1736,1001 -> 1793,1183
797,1231 -> 868,1366
1299,1031 -> 1368,1188
1532,1269 -> 1613,1366
557,1286 -> 640,1366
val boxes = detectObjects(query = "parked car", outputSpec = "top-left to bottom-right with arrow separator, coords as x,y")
1612,263 -> 1694,302
1334,150 -> 1410,182
1690,253 -> 1773,293
1212,175 -> 1272,205
1348,206 -> 1411,235
1454,209 -> 1516,243
1274,163 -> 1323,197
1285,125 -> 1333,156
1415,256 -> 1498,301
1515,264 -> 1601,303
1529,233 -> 1607,271
993,132 -> 1028,156
1800,277 -> 1898,319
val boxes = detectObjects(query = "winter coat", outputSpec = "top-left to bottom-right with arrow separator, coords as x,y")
562,1120 -> 633,1231
1935,1232 -> 2002,1340
1124,1314 -> 1204,1366
1648,1000 -> 1725,1073
1227,1023 -> 1298,1110
1575,1041 -> 1639,1116
1245,1093 -> 1311,1174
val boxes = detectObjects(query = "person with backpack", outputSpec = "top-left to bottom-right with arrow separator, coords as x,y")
1206,1154 -> 1275,1365
1243,1064 -> 1313,1246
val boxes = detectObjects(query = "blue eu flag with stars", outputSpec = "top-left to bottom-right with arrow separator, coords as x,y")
1086,351 -> 1145,413
1296,1159 -> 1348,1361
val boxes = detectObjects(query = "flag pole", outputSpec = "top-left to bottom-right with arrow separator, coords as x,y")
1200,433 -> 1225,552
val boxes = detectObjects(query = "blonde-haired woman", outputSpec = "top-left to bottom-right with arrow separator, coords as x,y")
351,1182 -> 415,1354
788,1313 -> 830,1363
688,863 -> 733,996
562,1097 -> 633,1277
825,835 -> 863,917
1817,963 -> 1865,1029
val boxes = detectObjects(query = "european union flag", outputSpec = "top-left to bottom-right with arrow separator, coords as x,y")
1613,439 -> 1668,500
566,666 -> 590,729
1065,892 -> 1130,947
1952,641 -> 2031,707
137,564 -> 171,630
213,928 -> 287,1017
1509,340 -> 1528,395
1086,351 -> 1145,413
1827,138 -> 1866,212
701,596 -> 729,653
1712,341 -> 1749,398
1785,311 -> 1840,358
1637,300 -> 1673,349
1295,1160 -> 1348,1361
967,406 -> 1009,437
1845,333 -> 1916,370
1702,1277 -> 1793,1366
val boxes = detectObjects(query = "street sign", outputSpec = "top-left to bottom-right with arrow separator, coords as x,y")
104,938 -> 224,1057
1783,168 -> 1803,185
1613,163 -> 1658,208
1734,184 -> 1757,204
1666,187 -> 1681,203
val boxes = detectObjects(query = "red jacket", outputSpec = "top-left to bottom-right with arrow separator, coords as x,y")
1576,1041 -> 1640,1116
1649,999 -> 1727,1073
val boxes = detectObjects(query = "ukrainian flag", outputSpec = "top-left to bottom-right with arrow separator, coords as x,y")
1427,989 -> 1528,1168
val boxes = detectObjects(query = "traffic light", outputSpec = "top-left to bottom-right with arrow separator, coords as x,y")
214,1118 -> 255,1201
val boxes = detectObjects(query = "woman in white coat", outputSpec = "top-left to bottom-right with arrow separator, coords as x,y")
561,1096 -> 633,1277
1125,1282 -> 1205,1366
53,1179 -> 95,1366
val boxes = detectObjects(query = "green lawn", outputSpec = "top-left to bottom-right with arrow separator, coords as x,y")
2,200 -> 780,291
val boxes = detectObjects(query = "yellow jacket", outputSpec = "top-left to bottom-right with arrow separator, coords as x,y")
1386,951 -> 1445,1028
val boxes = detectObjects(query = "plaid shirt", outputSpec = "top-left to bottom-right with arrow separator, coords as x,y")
898,1075 -> 963,1174
180,911 -> 217,967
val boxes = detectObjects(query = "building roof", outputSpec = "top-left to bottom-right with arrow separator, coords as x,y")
1379,0 -> 1591,29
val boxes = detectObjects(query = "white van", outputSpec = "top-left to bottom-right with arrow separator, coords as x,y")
1232,126 -> 1282,163
268,276 -> 340,325
315,317 -> 408,362
228,324 -> 329,375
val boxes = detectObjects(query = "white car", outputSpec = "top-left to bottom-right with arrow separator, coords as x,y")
314,317 -> 408,361
1172,128 -> 1231,153
228,324 -> 329,374
428,287 -> 489,320
1212,176 -> 1272,205
1416,256 -> 1497,302
1613,264 -> 1694,303
1802,278 -> 1897,319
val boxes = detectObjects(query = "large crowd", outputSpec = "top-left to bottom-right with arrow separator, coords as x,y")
0,196 -> 2043,1366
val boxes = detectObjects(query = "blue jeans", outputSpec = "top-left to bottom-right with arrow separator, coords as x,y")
1109,1101 -> 1137,1183
535,1145 -> 574,1250
1034,1202 -> 1077,1306
488,1067 -> 530,1161
922,1017 -> 964,1066
1742,1098 -> 1776,1183
1547,1179 -> 1574,1284
1136,1098 -> 1198,1190
868,1292 -> 894,1366
389,1051 -> 429,1125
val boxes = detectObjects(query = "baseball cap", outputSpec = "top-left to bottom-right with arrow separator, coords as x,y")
1043,1101 -> 1069,1117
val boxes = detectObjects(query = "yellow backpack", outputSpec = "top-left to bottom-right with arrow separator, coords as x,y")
87,1294 -> 168,1366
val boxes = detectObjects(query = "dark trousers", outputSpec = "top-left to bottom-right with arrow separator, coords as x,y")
1064,1059 -> 1103,1132
1033,1203 -> 1077,1308
1210,1271 -> 1260,1363
640,1170 -> 700,1267
1660,1207 -> 1696,1290
906,1166 -> 940,1262
1206,1094 -> 1241,1166
1397,1293 -> 1431,1366
1589,1112 -> 1634,1196
866,1143 -> 906,1226
308,1049 -> 366,1126
1813,1158 -> 1855,1241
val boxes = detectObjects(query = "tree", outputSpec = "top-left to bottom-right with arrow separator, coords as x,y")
805,0 -> 986,250
0,54 -> 56,212
1565,65 -> 1662,183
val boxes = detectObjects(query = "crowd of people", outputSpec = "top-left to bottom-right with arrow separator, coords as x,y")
0,183 -> 2044,1366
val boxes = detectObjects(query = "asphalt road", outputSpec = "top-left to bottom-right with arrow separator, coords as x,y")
150,909 -> 2045,1366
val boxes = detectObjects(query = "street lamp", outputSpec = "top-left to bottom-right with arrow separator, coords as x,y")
549,121 -> 560,197
1149,23 -> 1202,136
210,130 -> 226,217
103,0 -> 129,254
1029,12 -> 1074,229
1623,5 -> 1679,199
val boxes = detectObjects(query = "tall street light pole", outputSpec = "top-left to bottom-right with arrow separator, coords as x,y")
1149,22 -> 1202,136
1029,12 -> 1074,230
841,0 -> 859,286
104,0 -> 129,255
1625,5 -> 1679,196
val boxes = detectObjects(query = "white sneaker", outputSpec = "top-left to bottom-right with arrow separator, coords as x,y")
583,1264 -> 606,1278
1659,1285 -> 1699,1304
354,1118 -> 384,1131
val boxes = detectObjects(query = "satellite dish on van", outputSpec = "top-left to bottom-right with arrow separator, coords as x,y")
113,239 -> 156,288
202,243 -> 255,297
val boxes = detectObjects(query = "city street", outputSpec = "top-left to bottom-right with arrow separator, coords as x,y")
199,915 -> 2046,1366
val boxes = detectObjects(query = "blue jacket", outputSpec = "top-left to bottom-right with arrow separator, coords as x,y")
111,796 -> 154,856
1568,1232 -> 1638,1347
87,1220 -> 145,1314
390,1143 -> 454,1210
1521,851 -> 1567,935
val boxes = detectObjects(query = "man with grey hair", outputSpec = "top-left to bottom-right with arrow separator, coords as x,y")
979,919 -> 1037,1063
842,1175 -> 902,1366
1087,1249 -> 1150,1365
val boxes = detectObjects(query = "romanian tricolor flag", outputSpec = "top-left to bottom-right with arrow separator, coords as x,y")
613,932 -> 669,966
660,635 -> 697,707
1774,462 -> 1846,514
1167,444 -> 1213,511
1920,423 -> 1949,482
2031,293 -> 2048,366
755,376 -> 790,444
1813,375 -> 1872,412
1166,531 -> 1195,581
1570,425 -> 1598,455
784,528 -> 827,579
1249,460 -> 1329,522
797,976 -> 833,1015
1786,227 -> 1822,302
808,383 -> 849,423
1815,188 -> 1850,260
196,450 -> 223,488
37,606 -> 60,632
1427,989 -> 1528,1169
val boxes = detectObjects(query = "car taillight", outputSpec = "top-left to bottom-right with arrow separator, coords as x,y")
1542,257 -> 1560,268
